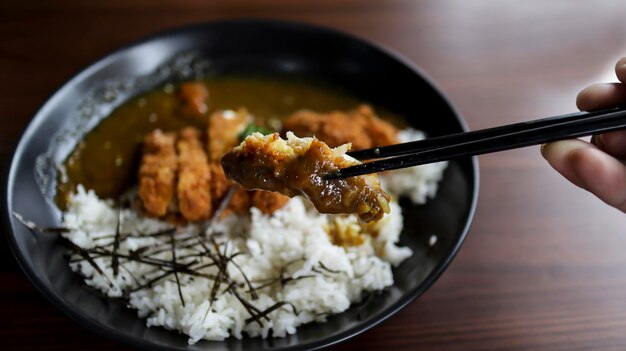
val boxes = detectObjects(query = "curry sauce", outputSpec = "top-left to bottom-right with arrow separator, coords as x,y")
57,77 -> 404,208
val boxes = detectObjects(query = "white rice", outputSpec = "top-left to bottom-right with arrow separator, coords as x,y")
378,128 -> 448,204
60,127 -> 446,344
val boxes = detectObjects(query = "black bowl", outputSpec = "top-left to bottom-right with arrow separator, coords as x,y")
2,19 -> 478,350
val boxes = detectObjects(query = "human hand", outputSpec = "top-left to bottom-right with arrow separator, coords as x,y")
541,57 -> 626,213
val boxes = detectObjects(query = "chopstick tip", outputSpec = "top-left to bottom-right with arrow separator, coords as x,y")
323,170 -> 342,180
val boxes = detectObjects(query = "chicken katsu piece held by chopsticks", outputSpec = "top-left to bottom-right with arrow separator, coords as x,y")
221,132 -> 391,222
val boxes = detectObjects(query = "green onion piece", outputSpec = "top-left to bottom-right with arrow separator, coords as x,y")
239,123 -> 273,140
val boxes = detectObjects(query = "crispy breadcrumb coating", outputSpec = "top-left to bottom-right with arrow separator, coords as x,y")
222,132 -> 390,222
250,190 -> 291,215
176,127 -> 212,221
138,130 -> 178,217
207,109 -> 252,162
209,163 -> 251,215
207,109 -> 257,215
282,104 -> 398,150
179,81 -> 209,116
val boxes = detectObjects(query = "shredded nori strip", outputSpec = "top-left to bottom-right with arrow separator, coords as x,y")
316,261 -> 343,274
169,230 -> 186,307
245,301 -> 299,326
12,212 -> 70,235
60,240 -> 116,289
226,282 -> 266,327
11,185 -> 333,333
227,252 -> 258,300
111,208 -> 123,277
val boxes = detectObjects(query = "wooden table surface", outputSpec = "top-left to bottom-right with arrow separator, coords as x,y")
2,1 -> 626,350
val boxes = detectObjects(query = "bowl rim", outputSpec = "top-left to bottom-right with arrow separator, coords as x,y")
2,18 -> 479,351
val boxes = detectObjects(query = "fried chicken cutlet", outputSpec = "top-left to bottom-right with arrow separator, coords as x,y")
221,132 -> 390,222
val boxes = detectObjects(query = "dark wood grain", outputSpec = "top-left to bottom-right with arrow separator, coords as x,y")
2,1 -> 626,350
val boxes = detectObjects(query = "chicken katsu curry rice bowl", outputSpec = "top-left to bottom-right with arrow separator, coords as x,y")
3,20 -> 478,350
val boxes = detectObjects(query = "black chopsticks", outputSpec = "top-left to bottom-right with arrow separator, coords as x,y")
325,106 -> 626,179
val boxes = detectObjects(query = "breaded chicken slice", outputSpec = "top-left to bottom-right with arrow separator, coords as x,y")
179,81 -> 209,117
138,130 -> 178,217
221,132 -> 391,222
207,109 -> 252,162
250,190 -> 291,215
207,109 -> 257,214
282,104 -> 398,150
176,127 -> 212,221
209,163 -> 251,215
208,108 -> 291,216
